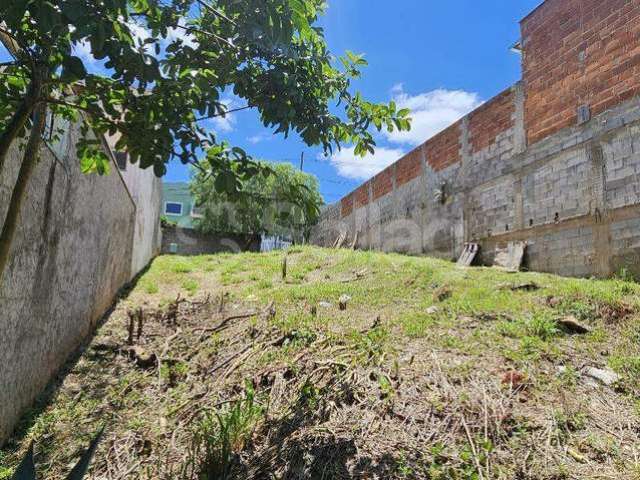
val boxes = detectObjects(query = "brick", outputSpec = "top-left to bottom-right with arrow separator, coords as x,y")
468,88 -> 515,153
372,166 -> 393,201
341,192 -> 354,218
355,182 -> 370,208
395,148 -> 423,186
522,0 -> 640,145
424,122 -> 462,172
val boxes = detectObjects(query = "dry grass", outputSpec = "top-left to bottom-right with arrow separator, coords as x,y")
2,246 -> 640,479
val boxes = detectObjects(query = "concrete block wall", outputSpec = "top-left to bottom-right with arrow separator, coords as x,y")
0,121 -> 160,444
311,0 -> 640,279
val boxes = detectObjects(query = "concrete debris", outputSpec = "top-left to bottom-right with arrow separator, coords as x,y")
350,231 -> 359,250
558,315 -> 590,334
333,231 -> 347,249
426,306 -> 440,315
582,366 -> 620,387
338,295 -> 351,311
318,301 -> 332,309
457,243 -> 479,267
494,241 -> 527,272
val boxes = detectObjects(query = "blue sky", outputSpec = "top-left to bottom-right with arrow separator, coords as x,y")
167,1 -> 542,204
2,1 -> 543,204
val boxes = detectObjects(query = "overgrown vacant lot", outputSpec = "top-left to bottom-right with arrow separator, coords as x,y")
3,247 -> 640,479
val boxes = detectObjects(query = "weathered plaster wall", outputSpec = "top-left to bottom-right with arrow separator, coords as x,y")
118,160 -> 163,277
0,121 -> 142,444
106,134 -> 163,278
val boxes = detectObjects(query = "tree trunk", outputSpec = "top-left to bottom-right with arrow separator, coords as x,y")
0,102 -> 46,282
0,81 -> 39,175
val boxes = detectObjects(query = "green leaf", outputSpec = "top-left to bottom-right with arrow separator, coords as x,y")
61,56 -> 87,81
36,1 -> 59,33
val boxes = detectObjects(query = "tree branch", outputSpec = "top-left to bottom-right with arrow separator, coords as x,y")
195,105 -> 251,122
193,0 -> 237,26
0,81 -> 41,176
174,24 -> 236,49
0,102 -> 46,281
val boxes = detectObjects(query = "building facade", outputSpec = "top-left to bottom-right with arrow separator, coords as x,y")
311,0 -> 640,279
162,182 -> 201,229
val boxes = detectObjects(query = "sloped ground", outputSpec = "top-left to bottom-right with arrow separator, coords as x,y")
2,247 -> 640,479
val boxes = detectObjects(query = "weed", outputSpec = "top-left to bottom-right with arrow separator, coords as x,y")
181,278 -> 199,295
142,281 -> 159,294
350,325 -> 389,366
299,379 -> 320,410
256,279 -> 272,290
377,373 -> 395,400
552,409 -> 587,445
525,313 -> 559,340
616,267 -> 636,283
557,366 -> 580,388
172,261 -> 194,274
160,361 -> 189,387
189,382 -> 265,480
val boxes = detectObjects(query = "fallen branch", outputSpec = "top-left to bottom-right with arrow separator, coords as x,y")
209,344 -> 252,375
461,414 -> 485,480
195,311 -> 259,335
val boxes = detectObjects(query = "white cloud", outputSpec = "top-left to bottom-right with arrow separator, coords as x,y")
323,146 -> 406,181
247,133 -> 273,144
127,20 -> 151,47
163,19 -> 198,49
206,96 -> 240,133
385,84 -> 483,146
72,19 -> 151,64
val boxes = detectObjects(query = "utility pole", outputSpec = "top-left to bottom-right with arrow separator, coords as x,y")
299,151 -> 304,171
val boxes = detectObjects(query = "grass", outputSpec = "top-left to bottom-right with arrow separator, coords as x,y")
2,246 -> 640,479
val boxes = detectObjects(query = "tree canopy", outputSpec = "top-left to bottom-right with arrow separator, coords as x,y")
191,160 -> 323,242
0,0 -> 411,277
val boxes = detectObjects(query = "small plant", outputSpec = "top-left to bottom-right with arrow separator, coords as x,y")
616,267 -> 636,283
181,278 -> 199,295
144,281 -> 159,294
12,427 -> 103,480
299,379 -> 320,410
189,382 -> 265,480
552,409 -> 587,445
525,313 -> 559,340
351,325 -> 389,366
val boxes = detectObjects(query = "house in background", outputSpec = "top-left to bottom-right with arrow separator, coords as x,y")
162,182 -> 202,229
161,181 -> 261,255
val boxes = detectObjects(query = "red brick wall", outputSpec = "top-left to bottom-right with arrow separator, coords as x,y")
372,167 -> 393,201
424,122 -> 462,172
355,182 -> 370,208
341,192 -> 354,218
468,88 -> 515,153
395,148 -> 424,187
522,0 -> 640,145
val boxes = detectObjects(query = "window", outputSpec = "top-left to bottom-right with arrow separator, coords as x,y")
115,152 -> 127,171
165,202 -> 183,215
